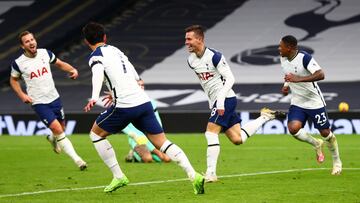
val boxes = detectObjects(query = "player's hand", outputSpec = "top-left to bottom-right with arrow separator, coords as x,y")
281,86 -> 289,96
84,99 -> 96,112
101,91 -> 113,107
69,69 -> 78,80
284,73 -> 300,83
217,108 -> 225,116
20,94 -> 33,104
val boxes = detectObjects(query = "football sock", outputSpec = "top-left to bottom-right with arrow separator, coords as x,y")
90,131 -> 124,179
205,131 -> 220,176
48,133 -> 55,141
160,140 -> 196,180
323,131 -> 334,141
324,132 -> 341,162
240,116 -> 269,143
56,132 -> 82,162
293,128 -> 318,147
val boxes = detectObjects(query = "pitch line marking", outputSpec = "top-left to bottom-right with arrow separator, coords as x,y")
1,167 -> 359,198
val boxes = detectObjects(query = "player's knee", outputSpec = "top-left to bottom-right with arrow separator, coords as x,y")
319,129 -> 331,137
289,128 -> 299,135
231,137 -> 242,145
288,122 -> 302,135
50,125 -> 63,135
48,120 -> 64,134
288,125 -> 301,135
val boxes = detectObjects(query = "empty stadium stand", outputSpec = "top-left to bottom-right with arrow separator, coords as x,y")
1,0 -> 359,115
0,0 -> 137,87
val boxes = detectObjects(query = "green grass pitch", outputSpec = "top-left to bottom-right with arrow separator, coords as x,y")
0,134 -> 359,202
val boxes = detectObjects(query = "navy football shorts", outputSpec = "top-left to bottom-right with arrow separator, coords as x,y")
32,97 -> 65,127
208,97 -> 241,131
96,101 -> 164,134
288,105 -> 330,130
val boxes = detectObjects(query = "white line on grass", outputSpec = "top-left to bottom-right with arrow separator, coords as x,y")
1,167 -> 359,198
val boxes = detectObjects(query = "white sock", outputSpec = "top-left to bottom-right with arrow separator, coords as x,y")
205,131 -> 220,176
324,132 -> 341,163
240,116 -> 269,143
323,131 -> 334,141
160,140 -> 196,180
293,128 -> 318,147
48,133 -> 55,141
90,131 -> 124,179
56,132 -> 82,162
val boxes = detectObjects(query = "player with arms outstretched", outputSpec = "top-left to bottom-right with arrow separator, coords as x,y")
278,35 -> 342,175
185,25 -> 286,182
82,22 -> 204,194
9,31 -> 87,170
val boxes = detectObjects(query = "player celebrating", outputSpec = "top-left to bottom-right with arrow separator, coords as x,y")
185,25 -> 286,182
9,31 -> 87,170
82,22 -> 204,194
278,35 -> 342,175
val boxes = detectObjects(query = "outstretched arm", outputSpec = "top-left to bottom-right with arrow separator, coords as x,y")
54,58 -> 78,79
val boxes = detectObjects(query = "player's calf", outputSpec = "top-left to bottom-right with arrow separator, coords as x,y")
314,138 -> 325,163
46,134 -> 61,154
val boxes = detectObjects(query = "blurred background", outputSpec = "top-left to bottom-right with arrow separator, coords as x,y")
0,0 -> 359,134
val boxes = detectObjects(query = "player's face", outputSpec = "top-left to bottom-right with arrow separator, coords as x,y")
278,40 -> 291,57
185,31 -> 203,53
21,33 -> 37,56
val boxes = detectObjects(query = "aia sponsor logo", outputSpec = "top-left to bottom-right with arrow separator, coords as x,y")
30,67 -> 48,79
197,72 -> 214,80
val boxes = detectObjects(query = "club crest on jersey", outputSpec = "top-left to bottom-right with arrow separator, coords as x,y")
197,72 -> 214,80
30,67 -> 49,79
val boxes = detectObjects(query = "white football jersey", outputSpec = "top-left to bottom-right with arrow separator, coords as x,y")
10,48 -> 59,105
187,47 -> 236,109
88,44 -> 149,108
280,51 -> 326,109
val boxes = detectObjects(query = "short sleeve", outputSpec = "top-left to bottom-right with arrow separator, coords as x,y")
306,58 -> 321,74
10,61 -> 21,77
46,49 -> 57,64
208,48 -> 222,68
216,55 -> 230,72
89,56 -> 103,69
88,47 -> 104,69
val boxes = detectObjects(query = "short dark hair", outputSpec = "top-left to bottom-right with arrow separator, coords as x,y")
18,31 -> 34,44
281,35 -> 298,48
185,25 -> 205,39
82,22 -> 105,45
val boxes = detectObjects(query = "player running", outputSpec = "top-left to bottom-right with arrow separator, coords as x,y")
9,31 -> 87,170
82,22 -> 204,194
185,25 -> 286,182
278,35 -> 342,175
